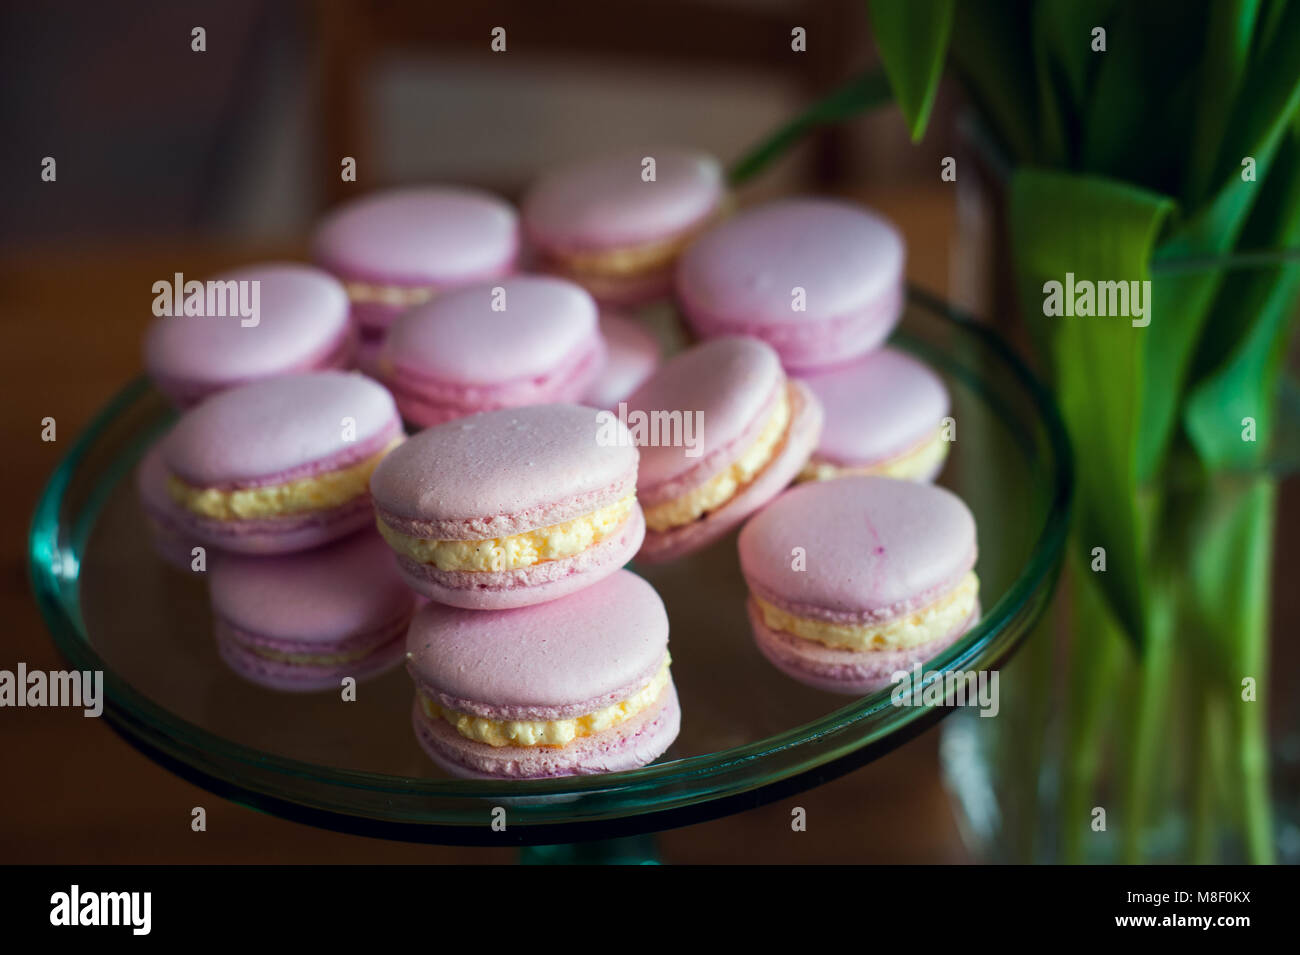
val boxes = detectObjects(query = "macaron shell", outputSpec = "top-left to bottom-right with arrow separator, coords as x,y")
677,197 -> 903,325
370,404 -> 638,535
638,379 -> 822,564
380,277 -> 604,425
218,621 -> 407,693
582,313 -> 662,409
383,277 -> 599,383
406,567 -> 667,717
312,186 -> 519,287
144,264 -> 354,405
676,198 -> 904,368
387,336 -> 604,428
412,683 -> 680,779
393,503 -> 644,611
523,147 -> 723,252
738,476 -> 977,622
749,598 -> 978,695
628,336 -> 786,498
162,371 -> 401,488
797,348 -> 949,468
208,531 -> 414,643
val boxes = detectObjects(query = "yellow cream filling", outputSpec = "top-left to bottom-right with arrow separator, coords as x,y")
643,387 -> 791,533
378,496 -> 635,572
344,281 -> 436,307
168,437 -> 402,521
799,427 -> 950,483
420,659 -> 671,748
555,230 -> 700,278
756,571 -> 979,651
250,644 -> 380,666
553,203 -> 728,277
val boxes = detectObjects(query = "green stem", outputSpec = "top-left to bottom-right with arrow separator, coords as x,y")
1061,562 -> 1120,864
1184,474 -> 1277,863
1188,666 -> 1219,864
1120,576 -> 1175,863
727,70 -> 892,186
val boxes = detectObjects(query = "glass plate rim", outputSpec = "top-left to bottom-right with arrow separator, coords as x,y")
27,287 -> 1074,816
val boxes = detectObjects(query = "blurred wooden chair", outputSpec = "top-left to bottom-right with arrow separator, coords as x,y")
311,0 -> 867,207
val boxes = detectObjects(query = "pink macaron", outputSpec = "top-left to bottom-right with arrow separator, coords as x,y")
738,476 -> 980,695
144,263 -> 356,407
797,348 -> 951,482
135,440 -> 198,570
161,371 -> 404,555
369,403 -> 644,609
211,531 -> 416,692
627,336 -> 822,563
522,147 -> 726,306
311,186 -> 519,372
407,569 -> 678,779
378,276 -> 604,427
581,312 -> 662,410
676,197 -> 905,371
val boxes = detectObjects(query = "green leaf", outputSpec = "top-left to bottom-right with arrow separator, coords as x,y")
1141,4 -> 1300,480
1037,0 -> 1117,116
947,0 -> 1039,162
1010,168 -> 1175,646
867,0 -> 954,141
1184,0 -> 1260,205
1029,3 -> 1070,165
1079,3 -> 1205,191
1185,132 -> 1300,469
1201,0 -> 1300,198
1031,0 -> 1121,166
727,70 -> 892,186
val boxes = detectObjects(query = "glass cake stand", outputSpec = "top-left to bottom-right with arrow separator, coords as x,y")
29,289 -> 1072,850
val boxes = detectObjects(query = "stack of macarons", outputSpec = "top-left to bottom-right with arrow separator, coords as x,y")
368,402 -> 680,778
137,369 -> 416,690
